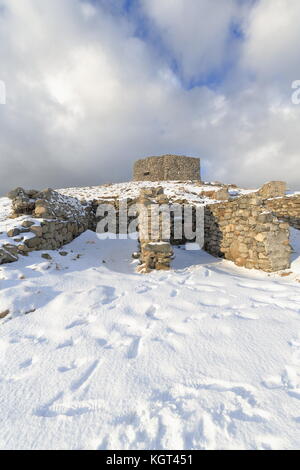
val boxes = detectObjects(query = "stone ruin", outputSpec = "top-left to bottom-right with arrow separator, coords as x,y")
0,156 -> 299,274
133,155 -> 201,182
0,188 -> 94,265
136,187 -> 173,273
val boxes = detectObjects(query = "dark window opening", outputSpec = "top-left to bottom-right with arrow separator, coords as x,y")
144,171 -> 150,176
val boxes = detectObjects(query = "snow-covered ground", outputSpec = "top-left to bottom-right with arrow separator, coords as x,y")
0,225 -> 300,450
59,181 -> 256,205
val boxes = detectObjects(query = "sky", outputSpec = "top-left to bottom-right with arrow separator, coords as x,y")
0,0 -> 299,195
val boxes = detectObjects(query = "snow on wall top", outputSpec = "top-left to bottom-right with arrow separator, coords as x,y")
0,197 -> 38,246
58,181 -> 256,206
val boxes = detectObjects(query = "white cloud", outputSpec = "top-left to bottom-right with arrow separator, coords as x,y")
140,0 -> 244,81
242,0 -> 300,85
0,0 -> 299,195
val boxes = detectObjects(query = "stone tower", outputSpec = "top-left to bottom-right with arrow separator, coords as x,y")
133,154 -> 201,182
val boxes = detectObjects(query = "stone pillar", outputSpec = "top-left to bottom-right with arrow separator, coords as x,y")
136,187 -> 173,273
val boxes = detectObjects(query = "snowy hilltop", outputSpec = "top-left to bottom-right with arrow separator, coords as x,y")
0,181 -> 300,450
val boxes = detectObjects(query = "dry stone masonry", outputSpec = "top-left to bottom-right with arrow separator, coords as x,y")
0,188 -> 93,264
136,187 -> 173,273
258,181 -> 287,199
133,155 -> 201,182
264,194 -> 300,230
0,157 -> 299,274
204,193 -> 291,272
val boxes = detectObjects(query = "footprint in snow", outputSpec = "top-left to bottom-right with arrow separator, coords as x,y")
58,361 -> 78,373
19,357 -> 35,369
237,281 -> 287,292
197,295 -> 229,307
145,305 -> 159,320
56,338 -> 74,349
70,360 -> 99,392
126,336 -> 141,359
66,319 -> 88,330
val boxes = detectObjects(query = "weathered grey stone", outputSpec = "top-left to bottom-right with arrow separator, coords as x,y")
25,237 -> 40,249
0,247 -> 18,264
6,187 -> 25,200
17,244 -> 29,253
21,221 -> 35,228
7,228 -> 21,237
41,253 -> 52,260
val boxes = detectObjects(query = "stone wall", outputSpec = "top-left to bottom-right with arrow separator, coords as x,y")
16,219 -> 89,255
0,188 -> 93,265
204,194 -> 291,272
264,195 -> 300,230
92,197 -> 138,235
258,181 -> 287,199
136,187 -> 173,273
133,155 -> 201,182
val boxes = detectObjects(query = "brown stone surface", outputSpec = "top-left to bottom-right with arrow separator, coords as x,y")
264,194 -> 300,230
258,181 -> 287,198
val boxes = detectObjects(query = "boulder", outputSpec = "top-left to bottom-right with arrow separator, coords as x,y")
0,247 -> 18,264
0,309 -> 10,319
41,253 -> 52,260
21,220 -> 35,228
6,187 -> 25,200
7,228 -> 21,237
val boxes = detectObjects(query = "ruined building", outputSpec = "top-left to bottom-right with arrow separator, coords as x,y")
1,155 -> 299,274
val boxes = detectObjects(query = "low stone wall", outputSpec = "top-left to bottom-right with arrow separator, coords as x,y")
0,218 -> 89,264
204,194 -> 291,272
16,219 -> 89,254
264,195 -> 300,230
